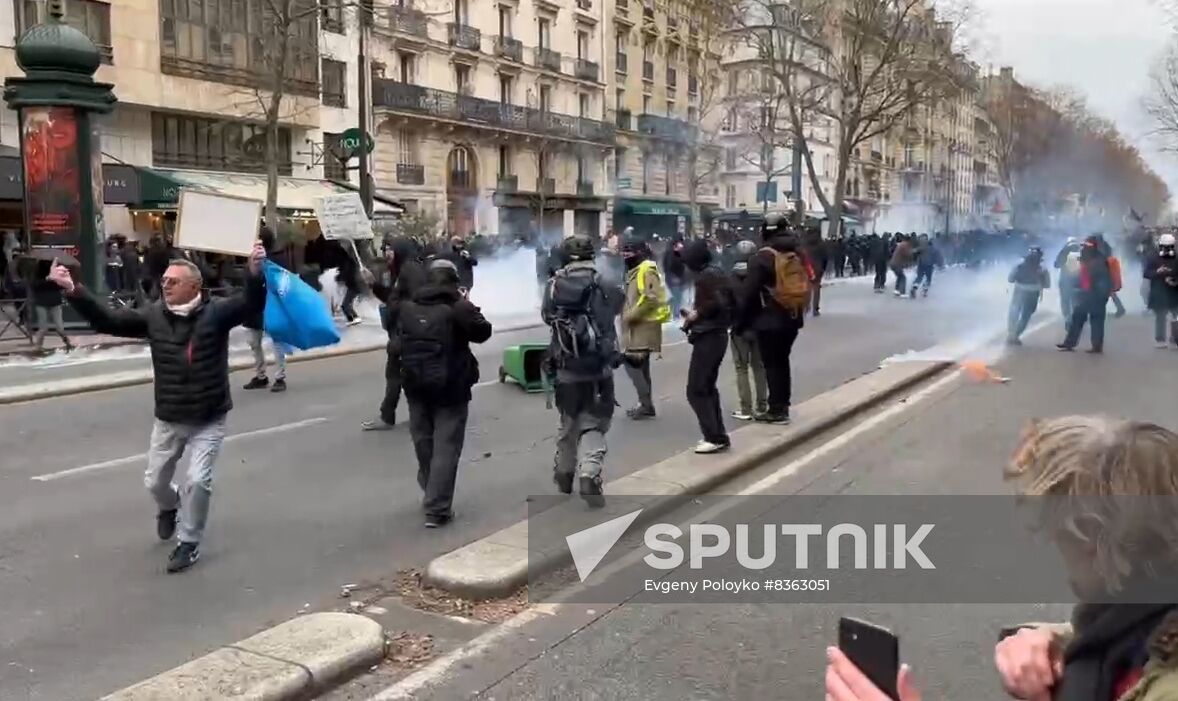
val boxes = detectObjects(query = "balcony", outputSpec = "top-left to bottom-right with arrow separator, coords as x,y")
666,67 -> 677,88
637,113 -> 697,143
577,181 -> 595,196
389,6 -> 428,38
396,163 -> 425,185
538,178 -> 556,195
642,2 -> 654,19
576,0 -> 592,9
497,174 -> 519,192
495,36 -> 523,61
575,58 -> 600,81
447,23 -> 481,51
688,74 -> 697,95
373,80 -> 617,144
616,52 -> 628,74
871,150 -> 883,162
642,60 -> 654,81
536,47 -> 562,72
616,109 -> 632,130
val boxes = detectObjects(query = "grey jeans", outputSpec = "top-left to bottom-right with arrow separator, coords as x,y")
145,416 -> 228,543
33,304 -> 68,348
247,328 -> 286,381
729,333 -> 767,415
554,378 -> 615,480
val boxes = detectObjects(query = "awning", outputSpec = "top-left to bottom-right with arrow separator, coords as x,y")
0,156 -> 154,203
617,199 -> 693,217
138,169 -> 404,215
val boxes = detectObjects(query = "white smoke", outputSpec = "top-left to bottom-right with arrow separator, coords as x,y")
467,246 -> 543,323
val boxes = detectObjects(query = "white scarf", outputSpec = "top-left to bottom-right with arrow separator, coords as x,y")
166,296 -> 202,317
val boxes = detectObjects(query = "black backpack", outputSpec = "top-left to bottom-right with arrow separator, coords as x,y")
398,301 -> 454,395
547,270 -> 609,375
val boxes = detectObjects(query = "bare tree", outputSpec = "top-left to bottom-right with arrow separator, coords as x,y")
731,85 -> 797,212
735,0 -> 968,235
1147,40 -> 1178,153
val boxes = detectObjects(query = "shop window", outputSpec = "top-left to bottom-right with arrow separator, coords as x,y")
23,0 -> 111,62
151,111 -> 292,175
322,58 -> 347,107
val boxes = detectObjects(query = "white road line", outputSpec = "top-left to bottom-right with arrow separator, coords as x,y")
30,417 -> 330,482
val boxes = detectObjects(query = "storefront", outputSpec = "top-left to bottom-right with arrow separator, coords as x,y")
612,199 -> 693,241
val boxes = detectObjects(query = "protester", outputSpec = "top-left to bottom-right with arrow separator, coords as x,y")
1144,233 -> 1178,348
362,236 -> 427,432
243,228 -> 287,393
662,238 -> 688,319
1006,246 -> 1051,346
620,235 -> 670,420
443,235 -> 478,292
47,243 -> 267,572
728,240 -> 768,421
804,228 -> 827,316
394,259 -> 492,527
1058,235 -> 1114,353
870,233 -> 890,293
681,239 -> 734,454
910,234 -> 943,299
890,234 -> 915,297
735,214 -> 806,425
542,235 -> 623,507
31,259 -> 73,352
1055,237 -> 1083,329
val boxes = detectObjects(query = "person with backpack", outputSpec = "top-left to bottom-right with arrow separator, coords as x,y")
620,236 -> 670,420
735,214 -> 807,425
362,237 -> 427,432
681,239 -> 735,454
1006,246 -> 1051,346
394,259 -> 492,527
1058,235 -> 1114,354
542,235 -> 624,507
1055,237 -> 1083,329
728,240 -> 768,421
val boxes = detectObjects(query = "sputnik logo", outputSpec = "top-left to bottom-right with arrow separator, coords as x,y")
565,509 -> 643,582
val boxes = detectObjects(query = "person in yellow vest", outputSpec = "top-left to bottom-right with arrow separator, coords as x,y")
620,236 -> 670,419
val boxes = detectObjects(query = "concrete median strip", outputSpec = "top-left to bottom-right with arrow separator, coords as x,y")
424,359 -> 952,599
0,321 -> 546,405
99,612 -> 385,701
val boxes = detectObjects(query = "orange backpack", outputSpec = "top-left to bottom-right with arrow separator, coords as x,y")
1108,256 -> 1123,292
760,247 -> 810,312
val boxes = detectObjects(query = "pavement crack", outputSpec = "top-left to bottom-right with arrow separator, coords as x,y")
223,644 -> 314,684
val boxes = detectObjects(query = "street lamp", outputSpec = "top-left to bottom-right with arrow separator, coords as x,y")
3,0 -> 116,290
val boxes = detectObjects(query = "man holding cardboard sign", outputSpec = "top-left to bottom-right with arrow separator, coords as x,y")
47,242 -> 267,574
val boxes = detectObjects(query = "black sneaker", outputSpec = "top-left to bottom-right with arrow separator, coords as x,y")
167,542 -> 200,573
270,378 -> 287,393
626,406 -> 656,421
424,511 -> 454,528
755,411 -> 791,425
579,476 -> 605,509
1056,344 -> 1075,352
156,509 -> 177,541
243,376 -> 269,390
554,472 -> 574,495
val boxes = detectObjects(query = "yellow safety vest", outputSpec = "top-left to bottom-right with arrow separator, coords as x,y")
635,260 -> 671,323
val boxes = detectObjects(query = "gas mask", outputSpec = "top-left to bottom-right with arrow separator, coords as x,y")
1159,234 -> 1176,258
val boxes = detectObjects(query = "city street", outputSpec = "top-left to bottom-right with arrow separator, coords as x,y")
0,273 -> 1015,700
389,312 -> 1173,700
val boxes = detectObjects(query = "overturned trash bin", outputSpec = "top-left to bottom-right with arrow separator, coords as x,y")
498,343 -> 548,393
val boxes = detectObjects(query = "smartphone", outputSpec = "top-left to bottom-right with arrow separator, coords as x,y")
838,617 -> 899,701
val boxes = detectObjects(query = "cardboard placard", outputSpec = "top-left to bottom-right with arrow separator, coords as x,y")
316,192 -> 374,240
174,189 -> 263,256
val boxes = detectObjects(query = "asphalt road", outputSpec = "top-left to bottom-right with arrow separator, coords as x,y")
403,314 -> 1175,701
1,270 -> 1024,700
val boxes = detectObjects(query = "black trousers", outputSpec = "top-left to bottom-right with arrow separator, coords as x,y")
1062,296 -> 1108,351
380,342 -> 402,425
686,331 -> 729,445
873,261 -> 888,290
756,325 -> 799,415
342,287 -> 359,321
407,398 -> 470,518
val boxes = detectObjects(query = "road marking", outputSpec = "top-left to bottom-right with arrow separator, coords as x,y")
30,417 -> 331,482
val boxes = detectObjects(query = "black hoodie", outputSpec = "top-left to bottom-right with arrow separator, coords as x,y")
393,280 -> 493,405
682,239 -> 733,336
737,234 -> 805,334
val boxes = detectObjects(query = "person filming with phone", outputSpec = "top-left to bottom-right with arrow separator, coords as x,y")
824,415 -> 1178,701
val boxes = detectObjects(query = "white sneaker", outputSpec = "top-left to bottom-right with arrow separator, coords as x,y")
731,411 -> 753,421
694,440 -> 730,455
347,318 -> 363,327
1158,341 -> 1171,349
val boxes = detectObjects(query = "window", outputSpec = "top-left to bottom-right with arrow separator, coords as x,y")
616,31 -> 625,55
498,6 -> 512,36
371,60 -> 385,85
322,58 -> 347,107
579,93 -> 590,117
614,148 -> 625,180
399,52 -> 416,83
538,149 -> 550,181
642,40 -> 653,62
498,144 -> 512,177
455,64 -> 471,94
323,132 -> 347,179
577,30 -> 589,60
24,0 -> 111,61
577,155 -> 586,183
320,0 -> 343,33
687,106 -> 697,122
397,130 -> 417,165
642,152 -> 651,194
538,18 -> 551,50
725,147 -> 736,169
664,154 -> 673,195
151,111 -> 292,175
643,94 -> 651,113
665,100 -> 673,117
727,70 -> 737,96
540,84 -> 552,112
725,184 -> 736,208
499,74 -> 513,103
158,0 -> 317,91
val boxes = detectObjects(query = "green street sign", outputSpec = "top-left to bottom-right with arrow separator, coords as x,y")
338,128 -> 375,159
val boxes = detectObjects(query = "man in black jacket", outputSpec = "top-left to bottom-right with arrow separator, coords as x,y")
681,239 -> 733,453
735,215 -> 804,425
47,242 -> 267,573
393,259 -> 493,527
362,237 -> 427,432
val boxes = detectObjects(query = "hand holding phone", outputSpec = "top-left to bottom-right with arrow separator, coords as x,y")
838,617 -> 900,701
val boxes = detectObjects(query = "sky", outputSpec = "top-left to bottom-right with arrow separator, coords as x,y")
974,0 -> 1178,197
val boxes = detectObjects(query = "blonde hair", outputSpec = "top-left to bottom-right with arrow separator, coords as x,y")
1006,415 -> 1178,592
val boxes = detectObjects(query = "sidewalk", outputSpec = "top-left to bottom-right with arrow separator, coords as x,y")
0,332 -> 140,357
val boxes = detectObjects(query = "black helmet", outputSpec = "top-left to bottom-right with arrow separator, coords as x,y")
620,235 -> 650,259
560,234 -> 596,262
734,239 -> 759,263
762,212 -> 788,238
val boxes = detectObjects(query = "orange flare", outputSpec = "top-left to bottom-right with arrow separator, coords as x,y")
961,359 -> 1010,383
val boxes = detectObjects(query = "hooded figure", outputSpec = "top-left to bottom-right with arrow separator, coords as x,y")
1144,233 -> 1178,346
680,239 -> 733,453
1058,235 -> 1113,353
619,235 -> 670,420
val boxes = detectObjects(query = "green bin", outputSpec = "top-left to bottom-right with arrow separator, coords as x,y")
498,343 -> 549,393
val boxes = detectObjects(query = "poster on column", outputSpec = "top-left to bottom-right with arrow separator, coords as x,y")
89,118 -> 106,249
21,107 -> 82,249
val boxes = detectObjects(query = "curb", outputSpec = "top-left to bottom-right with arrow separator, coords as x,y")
0,321 -> 547,406
99,612 -> 385,701
424,359 -> 953,599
